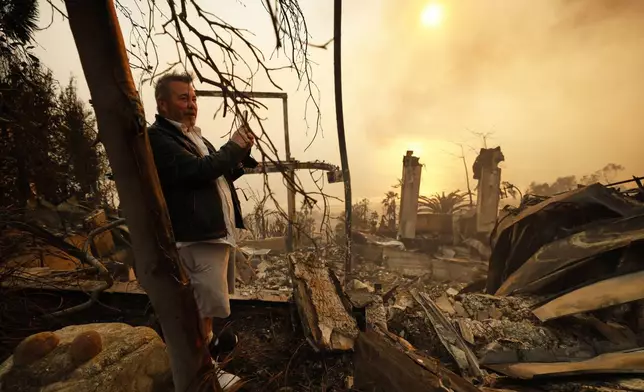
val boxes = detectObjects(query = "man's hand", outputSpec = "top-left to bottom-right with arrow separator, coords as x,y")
231,125 -> 255,150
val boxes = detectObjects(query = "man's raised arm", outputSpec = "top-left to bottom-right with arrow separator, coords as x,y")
149,131 -> 247,185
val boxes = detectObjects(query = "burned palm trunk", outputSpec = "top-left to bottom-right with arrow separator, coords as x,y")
288,253 -> 359,351
63,1 -> 212,391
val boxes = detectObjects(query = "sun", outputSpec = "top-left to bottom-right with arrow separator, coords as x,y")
405,141 -> 424,157
420,3 -> 444,28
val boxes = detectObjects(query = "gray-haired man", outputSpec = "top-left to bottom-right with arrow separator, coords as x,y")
148,71 -> 257,390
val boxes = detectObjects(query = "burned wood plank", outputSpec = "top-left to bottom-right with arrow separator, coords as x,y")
479,389 -> 524,392
533,270 -> 644,322
354,330 -> 481,392
507,253 -> 617,298
457,319 -> 475,345
496,214 -> 644,296
288,253 -> 358,351
573,315 -> 638,348
485,348 -> 644,380
618,378 -> 644,391
480,346 -> 598,366
410,289 -> 483,380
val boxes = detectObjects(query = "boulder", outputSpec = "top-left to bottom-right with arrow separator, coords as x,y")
0,323 -> 171,392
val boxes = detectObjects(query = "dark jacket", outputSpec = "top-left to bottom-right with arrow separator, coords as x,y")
147,115 -> 258,242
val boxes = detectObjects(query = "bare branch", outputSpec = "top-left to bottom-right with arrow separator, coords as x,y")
44,0 -> 335,249
308,38 -> 334,50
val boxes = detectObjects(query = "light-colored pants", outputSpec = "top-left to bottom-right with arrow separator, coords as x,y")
177,243 -> 235,318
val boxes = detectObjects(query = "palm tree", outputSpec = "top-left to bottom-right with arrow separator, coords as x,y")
381,190 -> 398,231
0,0 -> 39,45
418,190 -> 468,214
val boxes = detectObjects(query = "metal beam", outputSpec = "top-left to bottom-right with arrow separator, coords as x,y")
195,90 -> 287,100
244,161 -> 340,174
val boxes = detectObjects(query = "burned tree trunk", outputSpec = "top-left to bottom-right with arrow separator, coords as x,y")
63,1 -> 213,391
289,253 -> 359,351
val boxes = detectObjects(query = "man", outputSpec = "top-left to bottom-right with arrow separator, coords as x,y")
148,71 -> 257,390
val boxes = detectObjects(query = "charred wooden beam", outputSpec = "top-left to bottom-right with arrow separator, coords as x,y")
485,348 -> 644,379
533,270 -> 644,322
288,253 -> 358,351
411,289 -> 483,380
354,330 -> 481,392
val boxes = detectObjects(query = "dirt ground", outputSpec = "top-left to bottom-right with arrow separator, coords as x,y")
212,304 -> 353,391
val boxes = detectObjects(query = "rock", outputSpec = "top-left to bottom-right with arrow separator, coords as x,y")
439,246 -> 457,258
454,302 -> 470,318
69,331 -> 103,365
234,250 -> 256,285
366,296 -> 389,331
13,332 -> 60,367
392,292 -> 415,311
456,319 -> 475,345
476,309 -> 490,321
446,288 -> 459,297
435,294 -> 456,316
0,323 -> 171,392
489,305 -> 503,320
346,279 -> 373,292
257,260 -> 271,274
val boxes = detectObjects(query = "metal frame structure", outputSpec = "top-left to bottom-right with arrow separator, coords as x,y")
195,90 -> 314,252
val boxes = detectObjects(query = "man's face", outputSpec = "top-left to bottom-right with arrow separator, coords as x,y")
158,81 -> 198,127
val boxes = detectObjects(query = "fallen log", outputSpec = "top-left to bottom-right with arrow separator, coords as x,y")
288,253 -> 358,351
354,330 -> 481,392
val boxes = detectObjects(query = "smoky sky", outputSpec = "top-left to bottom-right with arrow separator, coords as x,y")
347,0 -> 644,151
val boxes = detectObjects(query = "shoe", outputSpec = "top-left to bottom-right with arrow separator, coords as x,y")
218,371 -> 242,391
209,329 -> 238,357
211,359 -> 242,391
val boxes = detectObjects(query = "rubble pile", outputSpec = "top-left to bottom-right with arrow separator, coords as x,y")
253,257 -> 290,291
387,289 -> 581,363
362,183 -> 644,390
6,181 -> 644,390
282,183 -> 644,390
